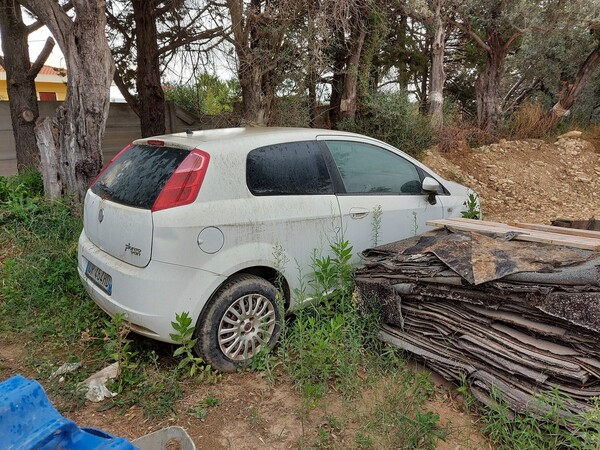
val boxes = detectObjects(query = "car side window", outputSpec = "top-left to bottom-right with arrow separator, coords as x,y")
247,141 -> 334,195
325,140 -> 422,194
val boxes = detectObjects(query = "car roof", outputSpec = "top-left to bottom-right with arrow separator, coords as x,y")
133,127 -> 368,153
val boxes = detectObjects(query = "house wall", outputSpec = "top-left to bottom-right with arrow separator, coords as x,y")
0,80 -> 67,101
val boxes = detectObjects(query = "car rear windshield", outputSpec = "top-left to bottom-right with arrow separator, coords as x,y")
91,144 -> 189,209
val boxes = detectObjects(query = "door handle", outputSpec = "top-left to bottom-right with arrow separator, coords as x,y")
349,207 -> 370,219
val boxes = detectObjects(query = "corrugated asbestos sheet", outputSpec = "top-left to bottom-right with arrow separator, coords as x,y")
355,225 -> 600,416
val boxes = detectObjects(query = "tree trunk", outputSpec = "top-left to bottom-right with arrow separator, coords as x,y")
475,36 -> 506,134
428,0 -> 446,126
328,43 -> 346,129
21,0 -> 114,202
0,0 -> 40,171
307,69 -> 317,127
396,15 -> 410,91
238,61 -> 270,125
132,0 -> 165,137
549,41 -> 600,126
339,24 -> 367,122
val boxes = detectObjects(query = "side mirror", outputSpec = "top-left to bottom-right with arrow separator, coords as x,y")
422,177 -> 440,205
422,176 -> 440,193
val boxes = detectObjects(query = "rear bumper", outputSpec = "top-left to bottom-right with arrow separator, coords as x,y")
78,231 -> 227,343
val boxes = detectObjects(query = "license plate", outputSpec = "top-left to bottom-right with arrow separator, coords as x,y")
85,260 -> 112,295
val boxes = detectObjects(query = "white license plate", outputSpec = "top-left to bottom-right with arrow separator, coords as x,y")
85,260 -> 112,295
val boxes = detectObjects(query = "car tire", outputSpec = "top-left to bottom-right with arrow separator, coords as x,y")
195,274 -> 282,373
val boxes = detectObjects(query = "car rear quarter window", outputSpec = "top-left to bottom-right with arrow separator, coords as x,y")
91,144 -> 189,209
247,141 -> 334,195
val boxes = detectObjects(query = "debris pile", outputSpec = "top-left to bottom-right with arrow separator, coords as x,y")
355,220 -> 600,414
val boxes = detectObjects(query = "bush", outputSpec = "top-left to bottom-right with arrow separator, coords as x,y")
338,92 -> 434,159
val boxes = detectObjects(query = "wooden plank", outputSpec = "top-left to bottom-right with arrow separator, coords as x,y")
430,219 -> 599,248
509,222 -> 600,239
426,219 -> 600,251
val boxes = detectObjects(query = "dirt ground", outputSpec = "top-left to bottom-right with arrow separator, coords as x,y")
423,132 -> 600,224
3,134 -> 598,449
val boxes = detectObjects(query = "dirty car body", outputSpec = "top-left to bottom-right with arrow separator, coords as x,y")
78,127 -> 473,371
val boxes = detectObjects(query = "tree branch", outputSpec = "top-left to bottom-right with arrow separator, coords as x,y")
113,69 -> 140,117
504,30 -> 523,52
157,26 -> 223,55
26,0 -> 73,33
155,0 -> 185,17
450,19 -> 491,54
27,36 -> 55,78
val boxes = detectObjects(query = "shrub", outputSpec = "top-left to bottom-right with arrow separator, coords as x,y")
339,92 -> 434,159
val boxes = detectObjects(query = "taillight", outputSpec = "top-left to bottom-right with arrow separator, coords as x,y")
89,144 -> 132,188
151,148 -> 210,212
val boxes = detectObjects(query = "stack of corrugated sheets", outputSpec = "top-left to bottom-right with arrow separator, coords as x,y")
355,219 -> 600,415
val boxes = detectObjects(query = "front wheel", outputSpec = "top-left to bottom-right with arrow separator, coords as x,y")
195,274 -> 282,372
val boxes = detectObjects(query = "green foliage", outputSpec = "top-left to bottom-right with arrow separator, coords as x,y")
164,73 -> 240,115
101,313 -> 139,392
0,172 -> 100,342
281,238 -> 403,405
480,387 -> 600,450
189,392 -> 221,420
361,371 -> 447,449
170,312 -> 220,382
338,92 -> 434,159
281,239 -> 364,401
461,192 -> 482,220
0,176 -> 197,420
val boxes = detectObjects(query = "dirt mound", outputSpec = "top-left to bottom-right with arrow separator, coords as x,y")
423,137 -> 600,223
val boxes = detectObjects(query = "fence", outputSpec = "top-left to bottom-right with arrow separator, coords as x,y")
0,101 -> 238,163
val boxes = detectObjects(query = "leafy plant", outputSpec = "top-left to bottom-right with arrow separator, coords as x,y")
170,312 -> 220,382
461,192 -> 482,220
189,392 -> 221,420
371,204 -> 383,247
102,313 -> 139,392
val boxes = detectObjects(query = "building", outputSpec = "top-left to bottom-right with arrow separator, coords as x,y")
0,64 -> 67,101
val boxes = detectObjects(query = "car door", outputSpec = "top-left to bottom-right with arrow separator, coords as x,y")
319,137 -> 445,261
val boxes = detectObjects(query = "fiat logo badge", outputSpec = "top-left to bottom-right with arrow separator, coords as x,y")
98,208 -> 104,223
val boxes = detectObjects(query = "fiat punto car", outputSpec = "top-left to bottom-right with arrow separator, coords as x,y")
78,127 -> 473,371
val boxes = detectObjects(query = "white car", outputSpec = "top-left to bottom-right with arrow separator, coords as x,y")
78,127 -> 472,371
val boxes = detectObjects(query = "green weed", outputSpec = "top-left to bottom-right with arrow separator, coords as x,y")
362,371 -> 447,449
189,392 -> 221,420
480,387 -> 600,449
461,192 -> 482,220
170,311 -> 220,382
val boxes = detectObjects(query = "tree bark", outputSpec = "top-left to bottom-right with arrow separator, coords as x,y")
475,32 -> 507,134
132,0 -> 165,137
549,41 -> 600,125
0,0 -> 46,172
19,0 -> 114,202
339,23 -> 367,122
328,43 -> 346,129
428,0 -> 446,126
